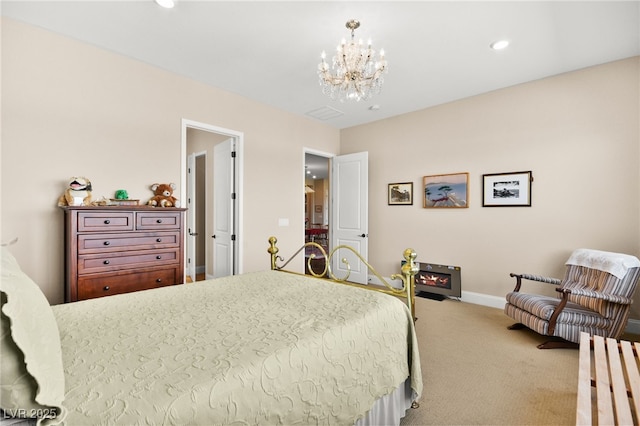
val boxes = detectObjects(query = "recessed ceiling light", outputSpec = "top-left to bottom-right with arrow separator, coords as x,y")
155,0 -> 175,9
490,40 -> 509,50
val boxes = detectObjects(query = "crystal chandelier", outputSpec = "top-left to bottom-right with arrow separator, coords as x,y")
318,19 -> 388,102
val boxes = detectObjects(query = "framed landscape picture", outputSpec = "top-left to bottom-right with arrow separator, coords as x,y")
423,173 -> 469,208
388,182 -> 413,205
482,171 -> 532,207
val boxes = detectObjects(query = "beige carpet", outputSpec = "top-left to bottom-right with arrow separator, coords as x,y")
400,296 -> 582,425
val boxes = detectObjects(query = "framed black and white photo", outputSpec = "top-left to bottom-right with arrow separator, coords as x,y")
482,171 -> 533,207
388,182 -> 413,205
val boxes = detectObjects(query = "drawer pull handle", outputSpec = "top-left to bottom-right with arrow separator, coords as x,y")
156,219 -> 163,223
156,238 -> 162,243
156,255 -> 162,260
103,286 -> 110,291
104,241 -> 110,246
156,278 -> 162,283
103,260 -> 110,265
104,220 -> 110,224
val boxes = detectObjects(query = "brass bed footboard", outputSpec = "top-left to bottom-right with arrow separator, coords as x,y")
268,236 -> 419,321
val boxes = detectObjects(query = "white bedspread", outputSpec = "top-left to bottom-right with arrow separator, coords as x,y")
52,270 -> 422,425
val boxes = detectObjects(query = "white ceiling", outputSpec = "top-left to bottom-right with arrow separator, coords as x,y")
2,1 -> 639,131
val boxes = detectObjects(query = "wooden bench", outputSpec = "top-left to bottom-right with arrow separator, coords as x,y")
577,331 -> 640,425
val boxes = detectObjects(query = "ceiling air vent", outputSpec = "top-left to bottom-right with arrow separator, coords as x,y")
305,106 -> 344,121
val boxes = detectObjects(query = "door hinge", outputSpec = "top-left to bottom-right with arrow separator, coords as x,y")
231,192 -> 236,200
231,151 -> 236,158
231,234 -> 236,241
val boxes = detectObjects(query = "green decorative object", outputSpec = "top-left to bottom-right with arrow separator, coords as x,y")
115,189 -> 129,200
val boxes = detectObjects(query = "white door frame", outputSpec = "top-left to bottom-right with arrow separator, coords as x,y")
181,119 -> 244,279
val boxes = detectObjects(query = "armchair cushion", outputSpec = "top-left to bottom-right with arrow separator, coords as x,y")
506,292 -> 610,330
564,265 -> 639,318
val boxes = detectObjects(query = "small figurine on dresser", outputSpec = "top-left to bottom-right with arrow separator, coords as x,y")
57,176 -> 93,206
147,183 -> 179,207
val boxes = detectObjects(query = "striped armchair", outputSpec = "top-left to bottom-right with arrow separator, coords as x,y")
504,249 -> 640,349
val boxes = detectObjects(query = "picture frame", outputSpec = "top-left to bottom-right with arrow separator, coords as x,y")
482,171 -> 533,207
423,172 -> 469,208
388,182 -> 413,205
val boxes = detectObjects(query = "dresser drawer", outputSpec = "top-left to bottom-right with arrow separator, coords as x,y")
136,211 -> 182,230
77,231 -> 180,254
78,211 -> 134,232
78,249 -> 180,274
77,267 -> 180,300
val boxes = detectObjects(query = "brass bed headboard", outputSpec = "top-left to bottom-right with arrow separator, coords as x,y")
268,236 -> 419,321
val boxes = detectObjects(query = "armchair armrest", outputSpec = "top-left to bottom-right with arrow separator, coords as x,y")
556,287 -> 633,305
510,273 -> 562,292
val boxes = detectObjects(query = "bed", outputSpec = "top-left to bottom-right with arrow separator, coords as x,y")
1,237 -> 422,425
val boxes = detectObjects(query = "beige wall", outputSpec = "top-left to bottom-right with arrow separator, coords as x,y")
341,57 -> 640,317
1,18 -> 340,304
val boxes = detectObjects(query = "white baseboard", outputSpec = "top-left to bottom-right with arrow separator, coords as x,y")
459,290 -> 505,309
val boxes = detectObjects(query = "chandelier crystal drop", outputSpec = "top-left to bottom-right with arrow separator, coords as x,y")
318,19 -> 388,102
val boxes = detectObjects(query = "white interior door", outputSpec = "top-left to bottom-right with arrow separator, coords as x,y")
331,151 -> 368,284
186,153 -> 197,282
212,138 -> 234,278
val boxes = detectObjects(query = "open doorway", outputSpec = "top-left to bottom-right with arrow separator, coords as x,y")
304,152 -> 330,274
187,150 -> 207,282
303,150 -> 369,283
181,119 -> 243,283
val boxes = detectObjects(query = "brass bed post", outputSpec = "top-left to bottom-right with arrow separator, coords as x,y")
401,248 -> 418,321
268,236 -> 280,270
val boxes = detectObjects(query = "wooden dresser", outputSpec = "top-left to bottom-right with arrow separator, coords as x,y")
62,206 -> 187,302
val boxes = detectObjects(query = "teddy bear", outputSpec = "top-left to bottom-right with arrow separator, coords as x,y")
147,183 -> 179,207
57,176 -> 93,206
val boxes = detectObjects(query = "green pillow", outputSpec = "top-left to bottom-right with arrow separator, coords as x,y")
0,247 -> 66,425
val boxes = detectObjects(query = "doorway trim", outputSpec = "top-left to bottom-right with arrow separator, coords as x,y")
181,118 -> 244,278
